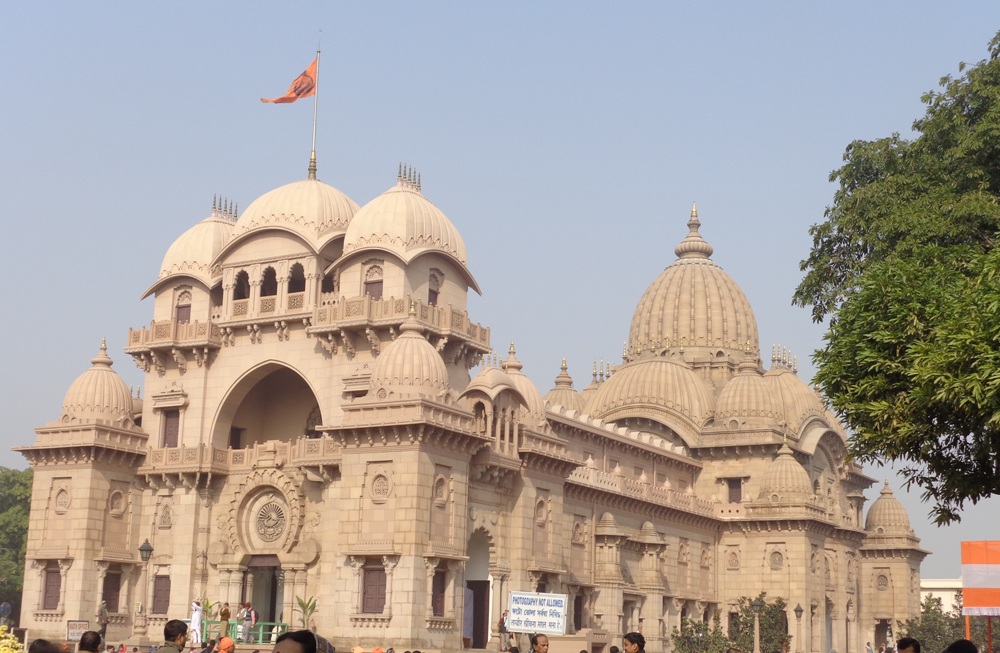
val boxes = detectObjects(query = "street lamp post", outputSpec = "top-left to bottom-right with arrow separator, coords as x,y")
794,604 -> 804,653
134,540 -> 154,638
753,598 -> 765,653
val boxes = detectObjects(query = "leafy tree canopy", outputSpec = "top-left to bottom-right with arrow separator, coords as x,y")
0,467 -> 32,619
729,594 -> 790,653
669,615 -> 730,653
793,31 -> 1000,523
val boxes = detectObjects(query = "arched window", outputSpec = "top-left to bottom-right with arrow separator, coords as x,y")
364,265 -> 384,300
428,269 -> 443,306
321,272 -> 335,294
175,289 -> 192,323
233,271 -> 250,300
261,267 -> 278,297
288,263 -> 306,293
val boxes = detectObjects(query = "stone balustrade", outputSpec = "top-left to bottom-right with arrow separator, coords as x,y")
567,466 -> 715,516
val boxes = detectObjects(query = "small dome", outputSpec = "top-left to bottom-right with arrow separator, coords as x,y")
627,205 -> 759,362
233,178 -> 360,249
501,344 -> 545,425
595,512 -> 620,536
715,352 -> 780,426
464,364 -> 519,400
157,209 -> 234,288
61,341 -> 134,426
765,363 -> 826,432
369,311 -> 449,399
865,481 -> 913,534
586,358 -> 714,430
343,172 -> 476,288
757,443 -> 812,501
543,359 -> 586,413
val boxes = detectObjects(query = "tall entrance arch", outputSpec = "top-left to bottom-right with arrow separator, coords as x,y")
212,363 -> 322,449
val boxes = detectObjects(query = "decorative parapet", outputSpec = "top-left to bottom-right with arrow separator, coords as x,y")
125,319 -> 223,372
349,614 -> 393,627
567,466 -> 716,517
310,295 -> 490,365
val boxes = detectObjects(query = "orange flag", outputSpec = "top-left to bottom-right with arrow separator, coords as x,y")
261,57 -> 317,104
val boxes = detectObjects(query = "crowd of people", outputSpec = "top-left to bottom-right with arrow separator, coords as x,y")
16,618 -> 989,653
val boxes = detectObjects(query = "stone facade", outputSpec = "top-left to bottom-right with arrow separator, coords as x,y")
17,167 -> 925,653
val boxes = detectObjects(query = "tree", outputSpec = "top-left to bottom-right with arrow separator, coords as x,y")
669,615 -> 730,653
793,31 -> 1000,523
897,594 -> 964,653
729,594 -> 791,653
0,467 -> 32,623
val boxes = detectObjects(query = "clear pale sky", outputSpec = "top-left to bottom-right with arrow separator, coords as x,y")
2,2 -> 999,579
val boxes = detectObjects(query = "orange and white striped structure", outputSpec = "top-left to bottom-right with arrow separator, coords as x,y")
962,541 -> 1000,615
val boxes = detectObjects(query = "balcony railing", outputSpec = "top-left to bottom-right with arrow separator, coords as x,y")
126,320 -> 223,350
138,437 -> 342,476
312,295 -> 489,345
567,466 -> 715,516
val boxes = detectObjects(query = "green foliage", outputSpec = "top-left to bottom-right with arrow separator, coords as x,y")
729,594 -> 790,653
294,595 -> 317,630
669,615 -> 730,653
897,594 -> 964,653
793,30 -> 1000,523
200,598 -> 220,619
0,467 -> 32,621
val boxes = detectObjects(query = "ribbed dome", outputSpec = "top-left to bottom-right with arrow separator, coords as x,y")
234,178 -> 360,248
715,353 -> 780,426
765,365 -> 826,431
369,311 -> 449,398
865,481 -> 913,534
757,443 -> 812,501
159,210 -> 233,286
344,173 -> 469,266
61,341 -> 134,426
628,205 -> 759,361
543,359 -> 586,412
595,512 -> 620,536
586,358 -> 713,429
501,344 -> 545,424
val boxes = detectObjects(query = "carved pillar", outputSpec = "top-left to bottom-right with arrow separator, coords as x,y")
57,559 -> 73,613
425,558 -> 441,617
95,561 -> 109,610
846,606 -> 857,653
348,556 -> 364,614
244,569 -> 255,605
811,603 -> 820,653
275,569 -> 285,622
448,560 -> 464,620
831,602 -> 844,653
382,556 -> 399,615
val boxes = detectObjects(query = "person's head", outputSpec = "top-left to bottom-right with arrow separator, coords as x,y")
29,641 -> 61,653
216,638 -> 235,653
163,620 -> 189,646
623,633 -> 646,653
530,636 -> 549,653
79,632 -> 102,653
245,602 -> 252,609
207,642 -> 216,649
610,647 -> 620,653
942,641 -> 977,653
223,603 -> 229,608
897,639 -> 920,653
510,648 -> 519,653
273,631 -> 333,653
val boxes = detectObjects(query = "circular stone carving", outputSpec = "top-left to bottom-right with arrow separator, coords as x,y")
55,489 -> 71,513
256,502 -> 287,542
877,574 -> 889,590
109,491 -> 125,516
770,551 -> 784,569
373,474 -> 391,499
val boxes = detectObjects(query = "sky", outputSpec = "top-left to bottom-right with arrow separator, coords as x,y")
2,1 -> 999,579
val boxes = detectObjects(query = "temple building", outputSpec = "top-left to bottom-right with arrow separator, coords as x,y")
16,159 -> 926,653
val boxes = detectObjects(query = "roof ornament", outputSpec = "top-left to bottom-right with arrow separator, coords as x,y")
673,201 -> 714,260
592,361 -> 598,384
212,194 -> 218,216
308,150 -> 317,180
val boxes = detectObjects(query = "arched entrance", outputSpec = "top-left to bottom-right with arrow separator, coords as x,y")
213,363 -> 322,449
466,530 -> 492,649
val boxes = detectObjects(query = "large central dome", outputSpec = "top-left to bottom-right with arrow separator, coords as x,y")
628,205 -> 759,362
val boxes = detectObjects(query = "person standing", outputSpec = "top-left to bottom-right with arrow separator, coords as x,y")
189,602 -> 203,645
867,643 -> 874,653
242,602 -> 256,643
96,601 -> 110,646
218,603 -> 231,640
498,610 -> 510,652
159,620 -> 189,653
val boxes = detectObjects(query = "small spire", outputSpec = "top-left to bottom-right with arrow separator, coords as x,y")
592,361 -> 598,383
398,163 -> 403,184
690,202 -> 698,219
674,202 -> 714,259
212,194 -> 218,216
308,150 -> 317,180
417,172 -> 421,193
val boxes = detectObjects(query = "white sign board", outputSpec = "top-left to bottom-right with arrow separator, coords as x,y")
507,591 -> 567,636
66,620 -> 90,642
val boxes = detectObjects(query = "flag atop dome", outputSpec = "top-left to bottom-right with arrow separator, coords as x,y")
261,57 -> 318,104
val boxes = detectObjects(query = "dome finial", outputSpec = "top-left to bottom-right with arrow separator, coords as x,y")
674,203 -> 714,259
212,194 -> 218,216
308,150 -> 317,180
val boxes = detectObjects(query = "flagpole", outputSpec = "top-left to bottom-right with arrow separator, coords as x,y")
309,48 -> 320,180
